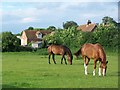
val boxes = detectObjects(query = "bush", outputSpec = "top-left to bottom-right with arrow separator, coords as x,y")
2,32 -> 20,52
35,48 -> 48,55
18,46 -> 34,52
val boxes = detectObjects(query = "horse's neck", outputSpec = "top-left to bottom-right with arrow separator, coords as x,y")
99,48 -> 106,62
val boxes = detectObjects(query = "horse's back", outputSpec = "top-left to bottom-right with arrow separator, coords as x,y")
81,43 -> 96,58
81,43 -> 106,59
48,44 -> 65,55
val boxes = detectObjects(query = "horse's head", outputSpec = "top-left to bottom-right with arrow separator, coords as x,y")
74,48 -> 81,59
101,61 -> 108,76
66,47 -> 73,65
74,52 -> 79,59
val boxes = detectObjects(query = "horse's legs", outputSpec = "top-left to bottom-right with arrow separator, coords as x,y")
84,56 -> 88,75
86,58 -> 90,65
98,62 -> 102,76
61,55 -> 67,65
93,60 -> 97,76
63,55 -> 67,65
48,54 -> 51,64
52,54 -> 56,64
61,55 -> 64,64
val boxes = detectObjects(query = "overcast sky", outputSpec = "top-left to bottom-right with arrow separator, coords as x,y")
1,0 -> 119,34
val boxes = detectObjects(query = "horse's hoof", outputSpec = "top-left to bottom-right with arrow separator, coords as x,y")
103,74 -> 106,76
93,73 -> 96,76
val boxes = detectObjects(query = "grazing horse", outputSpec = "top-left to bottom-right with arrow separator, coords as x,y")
74,43 -> 108,76
48,44 -> 73,65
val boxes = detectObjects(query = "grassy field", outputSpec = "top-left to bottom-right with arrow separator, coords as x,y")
2,51 -> 118,88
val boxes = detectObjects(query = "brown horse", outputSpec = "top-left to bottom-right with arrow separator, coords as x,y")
74,43 -> 108,76
48,44 -> 73,65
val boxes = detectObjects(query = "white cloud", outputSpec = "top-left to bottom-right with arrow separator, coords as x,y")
4,7 -> 39,18
21,17 -> 36,23
2,2 -> 118,33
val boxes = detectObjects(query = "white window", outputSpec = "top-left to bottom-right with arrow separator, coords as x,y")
37,33 -> 42,38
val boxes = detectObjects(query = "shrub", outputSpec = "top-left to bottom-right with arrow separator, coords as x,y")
17,46 -> 34,52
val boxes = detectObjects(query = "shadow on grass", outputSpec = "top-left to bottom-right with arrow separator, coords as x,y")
2,84 -> 18,88
118,71 -> 120,76
2,82 -> 32,89
2,84 -> 19,90
109,72 -> 120,77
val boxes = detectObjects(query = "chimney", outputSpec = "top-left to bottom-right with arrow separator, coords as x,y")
87,20 -> 91,25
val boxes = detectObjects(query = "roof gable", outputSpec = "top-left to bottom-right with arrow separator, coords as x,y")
23,30 -> 52,42
77,23 -> 97,32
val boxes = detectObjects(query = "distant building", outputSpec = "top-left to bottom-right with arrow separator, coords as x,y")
20,30 -> 52,48
77,20 -> 97,32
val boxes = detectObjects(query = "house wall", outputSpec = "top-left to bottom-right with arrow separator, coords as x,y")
21,31 -> 27,46
32,41 -> 42,48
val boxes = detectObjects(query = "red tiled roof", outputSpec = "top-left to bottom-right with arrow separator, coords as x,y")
77,23 -> 97,32
24,30 -> 52,42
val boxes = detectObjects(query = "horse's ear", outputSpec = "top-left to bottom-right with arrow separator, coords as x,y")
106,61 -> 108,64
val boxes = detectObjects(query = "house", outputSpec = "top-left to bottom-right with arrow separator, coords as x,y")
77,20 -> 97,32
21,30 -> 52,48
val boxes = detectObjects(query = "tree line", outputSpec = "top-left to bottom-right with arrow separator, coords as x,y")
1,16 -> 120,52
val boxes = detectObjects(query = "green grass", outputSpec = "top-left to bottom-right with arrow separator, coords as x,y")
2,51 -> 118,88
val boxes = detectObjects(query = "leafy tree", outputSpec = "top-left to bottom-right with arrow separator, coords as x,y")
47,26 -> 56,31
28,27 -> 34,30
43,27 -> 80,48
63,21 -> 78,29
2,32 -> 20,52
0,33 -> 2,51
102,16 -> 117,26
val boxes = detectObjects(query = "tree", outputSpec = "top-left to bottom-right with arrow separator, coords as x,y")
102,16 -> 117,26
0,33 -> 2,51
63,21 -> 78,29
28,27 -> 34,30
47,26 -> 56,31
2,32 -> 20,52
